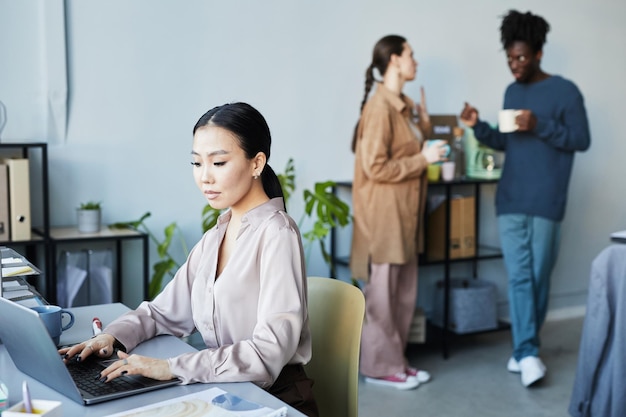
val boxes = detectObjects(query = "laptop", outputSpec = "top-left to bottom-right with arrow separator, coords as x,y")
0,296 -> 180,405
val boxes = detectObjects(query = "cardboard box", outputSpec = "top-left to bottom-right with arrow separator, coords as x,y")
426,195 -> 476,260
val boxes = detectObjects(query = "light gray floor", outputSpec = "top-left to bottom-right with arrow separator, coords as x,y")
358,316 -> 583,417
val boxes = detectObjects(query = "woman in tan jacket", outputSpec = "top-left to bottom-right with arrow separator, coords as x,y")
350,35 -> 447,390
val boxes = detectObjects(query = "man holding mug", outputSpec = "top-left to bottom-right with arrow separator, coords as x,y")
459,10 -> 590,387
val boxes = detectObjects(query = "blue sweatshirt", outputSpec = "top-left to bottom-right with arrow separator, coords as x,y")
473,75 -> 591,222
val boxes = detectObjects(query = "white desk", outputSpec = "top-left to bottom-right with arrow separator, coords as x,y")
0,303 -> 305,416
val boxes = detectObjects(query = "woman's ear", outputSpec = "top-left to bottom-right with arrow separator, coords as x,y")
252,152 -> 267,177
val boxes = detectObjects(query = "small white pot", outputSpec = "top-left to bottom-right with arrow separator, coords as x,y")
77,209 -> 101,233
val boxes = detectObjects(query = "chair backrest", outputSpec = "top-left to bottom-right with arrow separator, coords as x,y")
305,276 -> 365,417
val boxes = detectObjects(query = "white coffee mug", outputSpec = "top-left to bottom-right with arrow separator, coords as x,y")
498,109 -> 522,133
441,161 -> 455,182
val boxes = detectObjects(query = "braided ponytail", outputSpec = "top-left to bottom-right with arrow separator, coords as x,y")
351,64 -> 376,152
351,35 -> 406,152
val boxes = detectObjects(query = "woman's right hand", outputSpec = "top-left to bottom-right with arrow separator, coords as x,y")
421,141 -> 446,164
460,102 -> 478,127
59,333 -> 117,363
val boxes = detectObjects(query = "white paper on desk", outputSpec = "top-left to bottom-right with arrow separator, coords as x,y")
1,257 -> 23,265
1,280 -> 29,291
104,387 -> 287,417
1,265 -> 36,277
4,289 -> 34,299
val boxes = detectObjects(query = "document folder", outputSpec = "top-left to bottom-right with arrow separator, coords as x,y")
6,158 -> 31,241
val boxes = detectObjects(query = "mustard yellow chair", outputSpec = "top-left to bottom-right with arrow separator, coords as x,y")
305,276 -> 365,417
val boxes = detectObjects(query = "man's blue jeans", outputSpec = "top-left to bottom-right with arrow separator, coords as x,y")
498,214 -> 561,361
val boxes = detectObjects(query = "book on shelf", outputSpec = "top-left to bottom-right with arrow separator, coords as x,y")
2,158 -> 31,241
104,387 -> 288,417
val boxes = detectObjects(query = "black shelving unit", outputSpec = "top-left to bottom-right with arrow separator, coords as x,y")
1,142 -> 149,304
0,142 -> 51,285
329,178 -> 506,358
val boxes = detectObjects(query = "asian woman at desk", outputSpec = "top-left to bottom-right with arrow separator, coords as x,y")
60,102 -> 319,417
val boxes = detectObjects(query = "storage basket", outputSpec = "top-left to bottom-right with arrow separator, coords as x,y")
431,278 -> 498,334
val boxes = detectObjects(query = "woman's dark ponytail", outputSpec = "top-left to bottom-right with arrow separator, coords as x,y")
351,35 -> 406,153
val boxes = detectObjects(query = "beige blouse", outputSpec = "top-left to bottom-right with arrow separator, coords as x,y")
103,198 -> 312,388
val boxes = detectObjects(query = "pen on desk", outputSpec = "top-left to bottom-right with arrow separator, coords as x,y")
22,380 -> 33,414
92,317 -> 102,336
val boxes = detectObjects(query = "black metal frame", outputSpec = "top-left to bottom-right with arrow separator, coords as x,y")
329,177 -> 505,358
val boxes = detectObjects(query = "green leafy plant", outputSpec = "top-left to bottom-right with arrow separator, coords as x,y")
78,201 -> 101,210
301,180 -> 351,276
110,212 -> 188,300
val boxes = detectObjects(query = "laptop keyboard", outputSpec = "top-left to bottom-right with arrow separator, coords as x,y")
67,359 -> 147,396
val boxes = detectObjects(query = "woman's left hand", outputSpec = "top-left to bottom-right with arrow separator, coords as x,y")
98,351 -> 175,382
416,86 -> 430,123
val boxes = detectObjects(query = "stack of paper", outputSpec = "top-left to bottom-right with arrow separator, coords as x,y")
1,256 -> 37,277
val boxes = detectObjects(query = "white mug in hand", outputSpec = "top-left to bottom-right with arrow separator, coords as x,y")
498,109 -> 522,133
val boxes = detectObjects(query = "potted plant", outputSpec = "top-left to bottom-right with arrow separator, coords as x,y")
77,201 -> 102,233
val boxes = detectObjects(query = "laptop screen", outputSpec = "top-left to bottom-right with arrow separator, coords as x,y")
0,297 -> 178,405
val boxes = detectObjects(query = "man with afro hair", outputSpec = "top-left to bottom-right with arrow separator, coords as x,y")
460,10 -> 590,388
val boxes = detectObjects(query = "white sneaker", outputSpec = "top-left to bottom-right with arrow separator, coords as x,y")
507,357 -> 520,373
364,373 -> 420,390
406,367 -> 431,383
519,356 -> 546,387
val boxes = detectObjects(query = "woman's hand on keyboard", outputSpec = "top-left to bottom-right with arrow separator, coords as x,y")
98,351 -> 175,382
59,334 -> 116,363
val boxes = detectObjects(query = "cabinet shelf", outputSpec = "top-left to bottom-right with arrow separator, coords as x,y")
330,178 -> 505,359
1,143 -> 149,304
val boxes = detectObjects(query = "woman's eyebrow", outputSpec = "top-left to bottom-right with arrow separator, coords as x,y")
190,150 -> 229,156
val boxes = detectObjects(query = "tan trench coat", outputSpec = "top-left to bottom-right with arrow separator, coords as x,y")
350,83 -> 429,282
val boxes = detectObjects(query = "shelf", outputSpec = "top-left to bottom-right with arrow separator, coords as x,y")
427,319 -> 511,336
48,226 -> 145,241
331,246 -> 503,268
2,143 -> 149,304
330,179 -> 505,359
46,226 -> 150,304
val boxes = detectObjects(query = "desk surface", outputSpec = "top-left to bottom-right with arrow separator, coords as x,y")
0,303 -> 305,417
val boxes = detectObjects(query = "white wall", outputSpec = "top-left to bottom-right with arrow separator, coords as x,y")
1,0 -> 625,310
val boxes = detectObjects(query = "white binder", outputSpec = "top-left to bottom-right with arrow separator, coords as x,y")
6,158 -> 31,241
